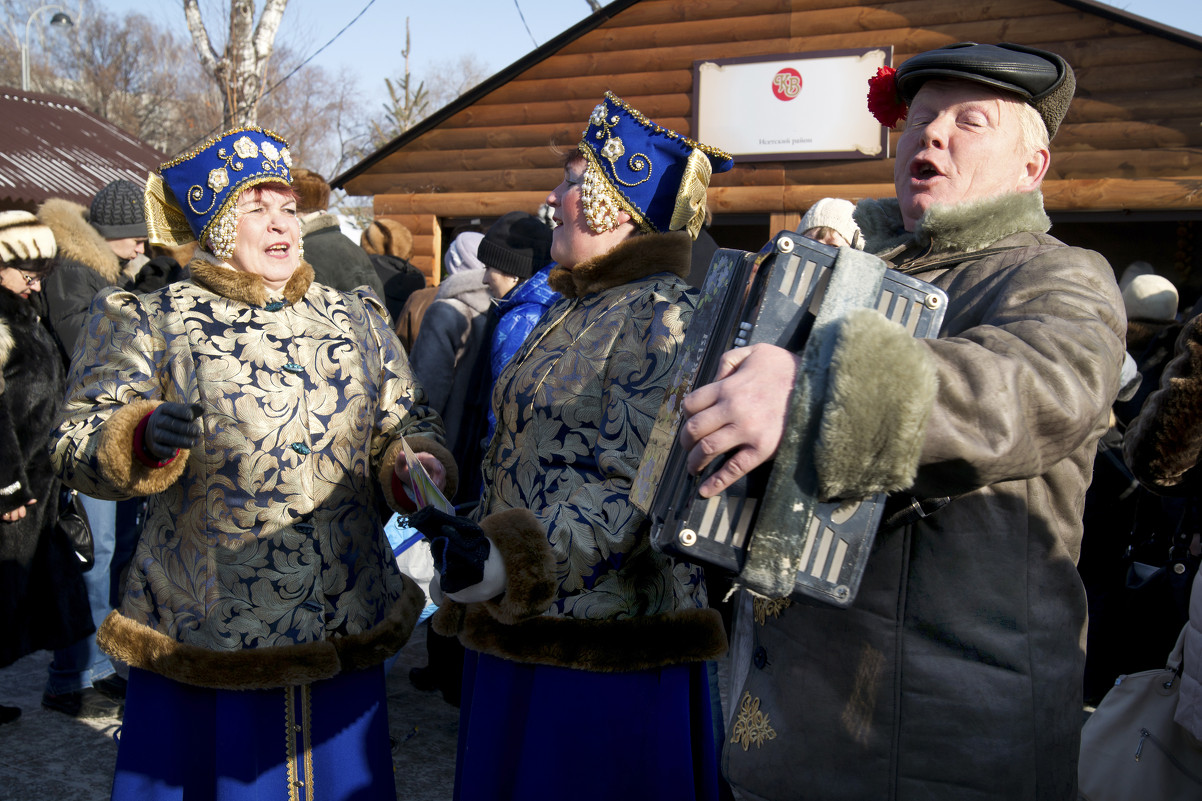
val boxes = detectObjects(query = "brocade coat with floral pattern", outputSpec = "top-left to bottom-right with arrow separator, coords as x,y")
50,260 -> 448,689
476,234 -> 704,619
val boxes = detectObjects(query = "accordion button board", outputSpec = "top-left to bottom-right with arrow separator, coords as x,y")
631,230 -> 947,606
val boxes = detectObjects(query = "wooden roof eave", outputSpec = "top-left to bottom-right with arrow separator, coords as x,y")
1052,0 -> 1202,51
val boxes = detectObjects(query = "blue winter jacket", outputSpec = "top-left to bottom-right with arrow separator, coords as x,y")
486,265 -> 560,441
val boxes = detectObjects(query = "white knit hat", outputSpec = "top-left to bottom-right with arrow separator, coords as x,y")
0,210 -> 56,262
444,231 -> 485,275
1119,260 -> 1154,291
799,198 -> 864,250
1122,274 -> 1178,323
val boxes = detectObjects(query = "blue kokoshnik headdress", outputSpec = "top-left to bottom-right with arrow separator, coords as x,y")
144,127 -> 293,258
579,92 -> 733,239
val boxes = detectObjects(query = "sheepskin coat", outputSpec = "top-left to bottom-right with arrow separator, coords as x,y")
723,191 -> 1126,801
49,259 -> 454,689
300,212 -> 385,299
36,197 -> 125,361
434,231 -> 726,672
1123,312 -> 1202,741
0,288 -> 92,667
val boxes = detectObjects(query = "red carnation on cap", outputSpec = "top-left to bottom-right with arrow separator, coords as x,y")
867,66 -> 907,128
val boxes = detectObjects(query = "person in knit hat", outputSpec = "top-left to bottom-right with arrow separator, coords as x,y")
361,217 -> 426,322
0,210 -> 93,727
682,43 -> 1124,800
291,167 -> 385,298
36,178 -> 158,722
798,197 -> 864,249
88,179 -> 147,264
393,229 -> 486,352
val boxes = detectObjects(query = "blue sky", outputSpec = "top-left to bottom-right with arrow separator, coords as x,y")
92,0 -> 1202,99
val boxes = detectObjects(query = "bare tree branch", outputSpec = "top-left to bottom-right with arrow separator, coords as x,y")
182,0 -> 219,75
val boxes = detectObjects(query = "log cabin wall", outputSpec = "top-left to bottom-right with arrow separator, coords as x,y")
337,0 -> 1202,301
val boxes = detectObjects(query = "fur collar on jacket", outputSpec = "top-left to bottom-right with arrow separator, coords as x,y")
548,230 -> 693,298
188,256 -> 315,307
36,198 -> 123,283
300,211 -> 341,237
855,190 -> 1051,257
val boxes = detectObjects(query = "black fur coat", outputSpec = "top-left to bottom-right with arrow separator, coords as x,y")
0,287 -> 92,667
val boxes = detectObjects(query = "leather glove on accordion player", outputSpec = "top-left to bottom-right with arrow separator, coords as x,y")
409,506 -> 506,602
143,402 -> 203,461
814,308 -> 938,500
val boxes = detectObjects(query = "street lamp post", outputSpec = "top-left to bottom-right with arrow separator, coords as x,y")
20,5 -> 74,92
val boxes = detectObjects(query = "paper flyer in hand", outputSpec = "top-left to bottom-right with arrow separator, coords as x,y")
402,437 -> 455,514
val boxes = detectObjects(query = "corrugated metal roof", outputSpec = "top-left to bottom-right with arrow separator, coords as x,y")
0,89 -> 163,210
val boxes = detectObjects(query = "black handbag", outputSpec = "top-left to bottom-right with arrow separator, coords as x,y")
57,488 -> 93,572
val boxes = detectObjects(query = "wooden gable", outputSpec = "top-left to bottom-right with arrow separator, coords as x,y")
336,0 -> 1202,286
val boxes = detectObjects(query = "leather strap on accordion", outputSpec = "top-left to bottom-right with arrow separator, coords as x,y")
741,247 -> 887,598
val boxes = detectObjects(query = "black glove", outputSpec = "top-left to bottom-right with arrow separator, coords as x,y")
409,506 -> 491,595
143,402 -> 203,461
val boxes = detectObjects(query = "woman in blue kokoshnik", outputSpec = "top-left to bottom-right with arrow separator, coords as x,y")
408,92 -> 734,800
49,127 -> 455,801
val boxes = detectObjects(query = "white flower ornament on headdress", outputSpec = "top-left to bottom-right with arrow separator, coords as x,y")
233,136 -> 259,160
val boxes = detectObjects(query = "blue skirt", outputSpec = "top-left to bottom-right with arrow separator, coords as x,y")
455,649 -> 719,801
111,664 -> 395,801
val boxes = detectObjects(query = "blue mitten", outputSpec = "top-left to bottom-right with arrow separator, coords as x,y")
408,506 -> 491,594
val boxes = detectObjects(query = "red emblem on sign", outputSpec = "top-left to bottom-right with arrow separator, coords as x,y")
772,68 -> 802,101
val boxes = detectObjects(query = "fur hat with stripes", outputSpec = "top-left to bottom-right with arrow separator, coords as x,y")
0,210 -> 56,263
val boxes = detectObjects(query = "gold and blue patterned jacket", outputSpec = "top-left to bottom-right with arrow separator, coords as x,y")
50,259 -> 455,689
434,231 -> 727,672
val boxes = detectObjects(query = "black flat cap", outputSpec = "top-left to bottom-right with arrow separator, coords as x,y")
895,42 -> 1075,139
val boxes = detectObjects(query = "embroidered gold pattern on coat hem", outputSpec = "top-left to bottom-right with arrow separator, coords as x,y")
731,691 -> 778,751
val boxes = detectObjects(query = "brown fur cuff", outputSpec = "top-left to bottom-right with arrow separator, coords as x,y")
478,508 -> 557,623
98,400 -> 190,496
431,599 -> 466,637
377,436 -> 458,513
456,605 -> 727,672
815,308 -> 937,500
97,580 -> 424,690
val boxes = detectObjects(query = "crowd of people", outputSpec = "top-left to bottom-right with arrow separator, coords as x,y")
1,39 -> 1199,801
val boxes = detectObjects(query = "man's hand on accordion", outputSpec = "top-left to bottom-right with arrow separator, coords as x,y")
680,343 -> 801,498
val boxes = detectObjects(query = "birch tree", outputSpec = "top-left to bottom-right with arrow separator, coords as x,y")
183,0 -> 288,129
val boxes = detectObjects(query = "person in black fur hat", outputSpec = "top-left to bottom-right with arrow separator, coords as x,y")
681,43 -> 1123,800
0,211 -> 93,725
